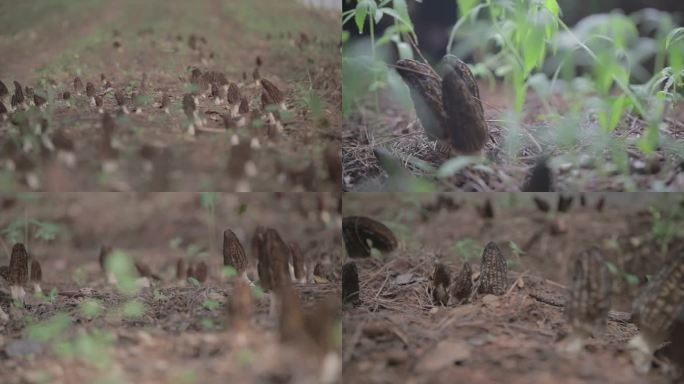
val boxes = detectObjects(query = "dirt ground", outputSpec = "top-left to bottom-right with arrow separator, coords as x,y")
0,192 -> 343,384
341,193 -> 684,384
0,0 -> 341,192
342,72 -> 684,192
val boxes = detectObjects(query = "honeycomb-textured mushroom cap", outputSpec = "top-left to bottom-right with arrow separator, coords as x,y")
432,263 -> 451,306
86,82 -> 96,98
227,83 -> 240,104
450,262 -> 473,303
633,253 -> 684,342
565,247 -> 612,336
193,261 -> 208,283
9,243 -> 29,285
264,228 -> 290,290
30,260 -> 42,282
73,77 -> 83,91
342,216 -> 397,258
238,97 -> 249,114
478,241 -> 507,295
260,78 -> 283,104
223,229 -> 247,274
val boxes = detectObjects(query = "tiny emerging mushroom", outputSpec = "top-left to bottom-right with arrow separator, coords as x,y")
160,93 -> 170,114
227,83 -> 240,117
73,76 -> 83,94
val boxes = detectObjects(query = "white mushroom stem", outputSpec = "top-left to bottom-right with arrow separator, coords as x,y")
10,285 -> 26,302
106,271 -> 118,285
627,333 -> 658,373
33,283 -> 42,294
320,352 -> 342,384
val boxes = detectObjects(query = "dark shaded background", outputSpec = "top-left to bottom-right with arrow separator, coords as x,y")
344,0 -> 683,59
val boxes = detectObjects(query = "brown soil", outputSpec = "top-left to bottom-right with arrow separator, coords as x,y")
341,193 -> 684,383
0,192 -> 343,383
0,0 -> 341,192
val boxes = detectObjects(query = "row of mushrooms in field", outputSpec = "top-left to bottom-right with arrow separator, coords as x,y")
0,243 -> 43,302
341,214 -> 684,375
96,225 -> 339,350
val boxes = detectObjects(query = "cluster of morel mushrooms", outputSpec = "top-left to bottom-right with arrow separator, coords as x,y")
1,224 -> 341,382
0,31 -> 340,190
342,213 -> 684,375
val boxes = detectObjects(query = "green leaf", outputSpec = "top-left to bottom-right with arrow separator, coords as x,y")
354,0 -> 373,34
251,285 -> 265,300
605,261 -> 619,275
105,250 -> 138,296
437,156 -> 477,178
122,299 -> 145,319
458,0 -> 480,17
624,274 -> 640,286
199,192 -> 218,210
238,203 -> 248,215
188,277 -> 201,287
201,299 -> 220,311
544,0 -> 560,17
169,237 -> 183,249
80,299 -> 103,318
25,313 -> 72,342
222,265 -> 237,278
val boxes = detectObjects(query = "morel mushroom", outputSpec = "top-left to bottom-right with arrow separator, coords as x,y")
223,229 -> 248,281
30,259 -> 42,294
73,76 -> 83,93
261,78 -> 285,110
628,253 -> 684,372
342,216 -> 397,258
477,242 -> 507,296
450,262 -> 473,304
562,248 -> 611,353
7,243 -> 29,301
264,228 -> 291,290
432,263 -> 451,306
193,261 -> 208,283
